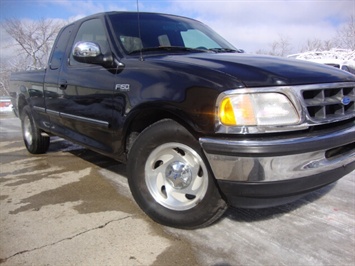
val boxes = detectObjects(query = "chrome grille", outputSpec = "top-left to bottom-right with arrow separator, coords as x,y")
302,85 -> 355,121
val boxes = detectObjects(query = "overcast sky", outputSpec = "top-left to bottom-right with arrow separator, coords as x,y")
0,0 -> 354,54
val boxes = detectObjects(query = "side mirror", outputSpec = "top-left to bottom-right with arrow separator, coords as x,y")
73,41 -> 101,59
72,41 -> 114,67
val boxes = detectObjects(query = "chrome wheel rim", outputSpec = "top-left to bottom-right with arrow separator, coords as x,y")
23,115 -> 33,145
145,142 -> 208,211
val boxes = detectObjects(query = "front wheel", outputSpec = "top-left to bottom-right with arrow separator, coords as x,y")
127,119 -> 227,229
21,105 -> 50,154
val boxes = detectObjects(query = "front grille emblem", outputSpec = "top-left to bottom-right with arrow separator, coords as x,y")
341,96 -> 351,106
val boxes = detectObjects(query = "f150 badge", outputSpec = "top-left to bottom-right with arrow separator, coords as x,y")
115,84 -> 130,91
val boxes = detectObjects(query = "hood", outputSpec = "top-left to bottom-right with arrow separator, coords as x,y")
161,53 -> 355,87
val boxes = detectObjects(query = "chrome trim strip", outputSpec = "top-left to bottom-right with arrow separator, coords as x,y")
59,112 -> 110,128
46,109 -> 60,117
45,108 -> 109,128
32,106 -> 46,113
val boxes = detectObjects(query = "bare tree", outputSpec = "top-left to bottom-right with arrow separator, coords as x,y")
322,39 -> 336,51
3,18 -> 64,70
0,57 -> 25,96
335,15 -> 355,50
256,35 -> 292,57
301,38 -> 322,52
300,16 -> 354,53
257,15 -> 354,56
300,38 -> 336,52
0,72 -> 10,96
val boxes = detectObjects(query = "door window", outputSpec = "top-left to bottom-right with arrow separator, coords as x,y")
70,18 -> 109,65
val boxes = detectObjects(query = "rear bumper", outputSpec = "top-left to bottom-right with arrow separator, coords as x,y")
200,123 -> 355,208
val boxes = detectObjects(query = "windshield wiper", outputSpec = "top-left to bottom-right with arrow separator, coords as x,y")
129,46 -> 211,55
208,48 -> 244,53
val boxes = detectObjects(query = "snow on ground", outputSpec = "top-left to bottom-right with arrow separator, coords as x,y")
288,49 -> 355,74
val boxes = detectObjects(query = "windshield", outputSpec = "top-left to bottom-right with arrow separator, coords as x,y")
107,12 -> 238,54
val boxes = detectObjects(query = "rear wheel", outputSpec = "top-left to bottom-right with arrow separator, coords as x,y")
128,119 -> 227,229
21,106 -> 50,154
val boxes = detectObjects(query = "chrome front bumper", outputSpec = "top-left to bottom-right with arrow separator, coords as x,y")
200,124 -> 355,183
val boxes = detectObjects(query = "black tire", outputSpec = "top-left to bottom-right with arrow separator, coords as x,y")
21,105 -> 50,154
127,119 -> 227,229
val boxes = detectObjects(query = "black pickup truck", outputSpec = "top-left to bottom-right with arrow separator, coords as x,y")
10,11 -> 355,229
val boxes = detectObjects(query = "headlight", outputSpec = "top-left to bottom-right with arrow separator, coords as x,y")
218,93 -> 300,126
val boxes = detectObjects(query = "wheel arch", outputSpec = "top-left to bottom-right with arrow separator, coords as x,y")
123,106 -> 202,155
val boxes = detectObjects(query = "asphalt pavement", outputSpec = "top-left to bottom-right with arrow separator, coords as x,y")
1,112 -> 354,265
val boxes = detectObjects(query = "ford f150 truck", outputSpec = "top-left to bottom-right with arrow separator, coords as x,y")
10,12 -> 355,229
